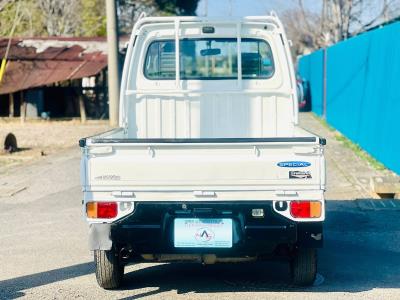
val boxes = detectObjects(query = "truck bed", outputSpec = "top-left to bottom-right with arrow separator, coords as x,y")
80,127 -> 325,201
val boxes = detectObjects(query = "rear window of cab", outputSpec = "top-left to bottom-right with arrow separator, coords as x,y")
144,38 -> 274,80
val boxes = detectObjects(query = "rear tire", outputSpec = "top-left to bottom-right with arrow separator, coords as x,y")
290,248 -> 317,286
94,248 -> 124,289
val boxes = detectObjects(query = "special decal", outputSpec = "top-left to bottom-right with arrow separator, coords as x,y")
277,161 -> 311,168
289,171 -> 312,179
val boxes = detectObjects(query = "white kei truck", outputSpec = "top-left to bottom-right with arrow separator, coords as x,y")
79,13 -> 326,289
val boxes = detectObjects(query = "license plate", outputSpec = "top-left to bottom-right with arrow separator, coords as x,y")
174,218 -> 232,248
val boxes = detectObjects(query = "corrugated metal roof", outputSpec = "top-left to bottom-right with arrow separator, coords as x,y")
0,38 -> 108,95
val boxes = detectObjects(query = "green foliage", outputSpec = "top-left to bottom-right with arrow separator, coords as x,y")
80,0 -> 107,37
334,133 -> 386,171
313,114 -> 386,171
0,1 -> 45,36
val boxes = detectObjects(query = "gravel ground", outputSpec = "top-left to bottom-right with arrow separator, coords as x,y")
0,119 -> 110,170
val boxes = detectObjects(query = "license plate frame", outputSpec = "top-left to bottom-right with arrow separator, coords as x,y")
174,218 -> 233,248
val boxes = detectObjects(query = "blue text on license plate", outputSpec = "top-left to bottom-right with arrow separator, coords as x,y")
174,218 -> 232,248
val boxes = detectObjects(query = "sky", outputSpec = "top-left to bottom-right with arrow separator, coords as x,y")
196,0 -> 321,17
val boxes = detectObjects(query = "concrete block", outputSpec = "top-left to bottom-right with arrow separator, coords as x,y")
370,176 -> 400,196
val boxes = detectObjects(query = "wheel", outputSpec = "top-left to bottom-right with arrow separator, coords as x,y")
94,248 -> 124,289
290,248 -> 317,286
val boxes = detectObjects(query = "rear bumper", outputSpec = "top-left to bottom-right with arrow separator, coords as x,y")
89,201 -> 323,256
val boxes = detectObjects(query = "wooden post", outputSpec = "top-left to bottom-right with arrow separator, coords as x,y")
20,91 -> 26,123
79,94 -> 87,124
9,93 -> 14,117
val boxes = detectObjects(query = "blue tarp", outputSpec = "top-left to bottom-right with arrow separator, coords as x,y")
299,23 -> 400,174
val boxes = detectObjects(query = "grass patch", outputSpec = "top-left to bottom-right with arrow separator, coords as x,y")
334,133 -> 386,171
311,114 -> 386,171
311,114 -> 335,132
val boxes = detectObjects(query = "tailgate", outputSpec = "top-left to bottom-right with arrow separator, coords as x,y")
82,138 -> 325,195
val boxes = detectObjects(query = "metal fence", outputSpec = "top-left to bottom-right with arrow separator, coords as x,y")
299,22 -> 400,175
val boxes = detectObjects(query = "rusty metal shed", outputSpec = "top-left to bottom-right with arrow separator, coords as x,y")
0,37 -> 114,120
0,37 -> 108,95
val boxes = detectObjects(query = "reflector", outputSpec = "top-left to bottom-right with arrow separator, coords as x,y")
310,201 -> 322,218
290,201 -> 321,218
86,202 -> 97,218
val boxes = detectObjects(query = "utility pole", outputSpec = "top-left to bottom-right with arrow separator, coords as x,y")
322,47 -> 327,120
106,0 -> 120,127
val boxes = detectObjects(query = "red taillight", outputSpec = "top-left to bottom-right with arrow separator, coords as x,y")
87,202 -> 117,219
290,201 -> 321,218
97,202 -> 118,218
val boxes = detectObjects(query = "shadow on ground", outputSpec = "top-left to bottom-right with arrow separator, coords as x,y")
0,262 -> 93,299
118,236 -> 400,297
1,200 -> 400,299
12,147 -> 32,153
120,199 -> 400,297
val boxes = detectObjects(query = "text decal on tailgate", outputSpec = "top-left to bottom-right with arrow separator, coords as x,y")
289,171 -> 312,179
277,161 -> 311,168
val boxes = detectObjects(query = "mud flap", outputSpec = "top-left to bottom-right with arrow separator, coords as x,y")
297,222 -> 323,248
88,223 -> 112,250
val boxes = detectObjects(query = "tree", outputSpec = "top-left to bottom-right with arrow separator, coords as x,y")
117,0 -> 157,34
281,8 -> 320,56
117,0 -> 200,35
283,0 -> 400,56
38,0 -> 81,36
0,0 -> 201,37
0,0 -> 12,12
0,0 -> 44,36
80,0 -> 107,37
155,0 -> 199,15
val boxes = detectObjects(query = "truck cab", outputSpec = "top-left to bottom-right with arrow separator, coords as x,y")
80,13 -> 326,289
